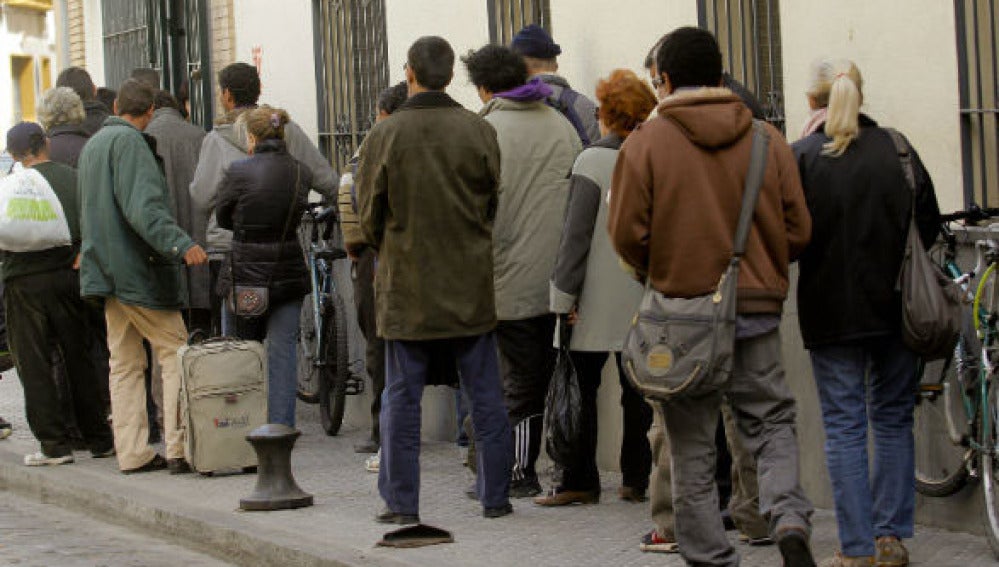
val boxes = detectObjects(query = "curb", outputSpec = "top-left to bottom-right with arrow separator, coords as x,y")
0,444 -> 409,567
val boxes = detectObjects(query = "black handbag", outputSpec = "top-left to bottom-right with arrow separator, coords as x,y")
230,165 -> 301,318
622,120 -> 769,401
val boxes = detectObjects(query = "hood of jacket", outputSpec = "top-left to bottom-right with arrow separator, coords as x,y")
479,95 -> 546,116
658,87 -> 752,150
214,106 -> 252,153
495,77 -> 553,103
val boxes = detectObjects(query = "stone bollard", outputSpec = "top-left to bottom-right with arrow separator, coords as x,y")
239,424 -> 314,511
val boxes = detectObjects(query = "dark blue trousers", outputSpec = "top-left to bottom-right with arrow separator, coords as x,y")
379,332 -> 512,514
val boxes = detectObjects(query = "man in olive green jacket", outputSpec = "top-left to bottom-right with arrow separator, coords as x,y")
78,79 -> 208,475
351,36 -> 513,523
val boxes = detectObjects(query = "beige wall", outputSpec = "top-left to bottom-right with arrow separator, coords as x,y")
781,0 -> 964,212
549,0 -> 697,100
384,0 -> 490,111
231,0 -> 318,141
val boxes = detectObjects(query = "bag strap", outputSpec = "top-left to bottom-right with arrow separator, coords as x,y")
732,120 -> 771,258
885,128 -> 917,220
266,164 -> 303,287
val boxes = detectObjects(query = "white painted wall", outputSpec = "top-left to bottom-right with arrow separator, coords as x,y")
781,0 -> 964,212
232,0 -> 319,144
81,0 -> 102,85
384,0 -> 490,111
0,6 -> 57,139
549,0 -> 697,100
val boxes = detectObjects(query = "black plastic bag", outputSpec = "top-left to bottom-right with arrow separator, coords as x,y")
544,319 -> 582,468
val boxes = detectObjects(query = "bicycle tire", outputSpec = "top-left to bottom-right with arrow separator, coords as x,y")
296,294 -> 321,404
319,293 -> 350,436
914,320 -> 977,497
981,379 -> 999,559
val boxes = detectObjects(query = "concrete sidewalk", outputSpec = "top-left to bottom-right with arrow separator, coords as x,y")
0,375 -> 995,567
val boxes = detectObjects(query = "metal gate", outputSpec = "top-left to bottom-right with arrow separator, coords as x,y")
698,0 -> 785,132
101,0 -> 213,127
313,0 -> 390,173
487,0 -> 551,45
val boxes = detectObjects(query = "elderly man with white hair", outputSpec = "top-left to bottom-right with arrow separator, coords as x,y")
38,86 -> 90,168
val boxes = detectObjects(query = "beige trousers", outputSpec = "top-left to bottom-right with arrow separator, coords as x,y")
105,298 -> 187,470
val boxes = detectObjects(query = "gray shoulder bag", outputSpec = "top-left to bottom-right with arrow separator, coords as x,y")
622,120 -> 770,401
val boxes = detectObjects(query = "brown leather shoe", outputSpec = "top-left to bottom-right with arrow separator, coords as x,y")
533,488 -> 599,506
875,536 -> 908,567
121,454 -> 167,475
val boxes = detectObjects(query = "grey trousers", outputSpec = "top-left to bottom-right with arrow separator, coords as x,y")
659,329 -> 813,567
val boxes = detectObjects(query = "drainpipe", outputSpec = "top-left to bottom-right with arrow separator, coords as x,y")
57,0 -> 70,69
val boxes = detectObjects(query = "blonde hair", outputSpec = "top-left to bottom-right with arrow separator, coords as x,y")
38,87 -> 85,130
806,59 -> 863,157
244,105 -> 290,142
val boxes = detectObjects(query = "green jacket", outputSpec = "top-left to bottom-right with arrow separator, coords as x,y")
77,116 -> 196,310
354,91 -> 501,341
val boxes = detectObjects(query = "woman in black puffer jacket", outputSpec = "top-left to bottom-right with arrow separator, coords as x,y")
217,106 -> 312,427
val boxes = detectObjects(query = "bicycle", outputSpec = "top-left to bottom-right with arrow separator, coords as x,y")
913,205 -> 999,557
295,201 -> 362,436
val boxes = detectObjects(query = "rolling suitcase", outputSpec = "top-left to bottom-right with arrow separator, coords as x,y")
178,337 -> 267,474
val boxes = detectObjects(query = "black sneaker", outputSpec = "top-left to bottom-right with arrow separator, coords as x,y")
122,454 -> 168,475
483,502 -> 513,519
777,527 -> 816,567
375,507 -> 420,525
509,476 -> 542,498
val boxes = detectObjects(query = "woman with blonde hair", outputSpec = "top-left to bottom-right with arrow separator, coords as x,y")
217,106 -> 312,428
38,86 -> 89,167
535,69 -> 655,507
792,59 -> 940,567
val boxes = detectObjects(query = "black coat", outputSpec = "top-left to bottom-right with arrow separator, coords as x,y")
47,124 -> 90,168
792,115 -> 940,348
216,139 -> 311,306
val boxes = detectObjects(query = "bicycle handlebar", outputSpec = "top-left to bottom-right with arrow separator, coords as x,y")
940,205 -> 999,224
304,201 -> 338,223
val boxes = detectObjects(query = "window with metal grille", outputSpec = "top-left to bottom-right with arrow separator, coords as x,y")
697,0 -> 785,132
955,0 -> 999,207
487,0 -> 551,45
101,0 -> 162,92
313,0 -> 390,173
100,0 -> 213,127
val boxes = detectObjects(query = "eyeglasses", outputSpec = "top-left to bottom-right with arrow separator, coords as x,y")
593,107 -> 600,121
651,76 -> 664,89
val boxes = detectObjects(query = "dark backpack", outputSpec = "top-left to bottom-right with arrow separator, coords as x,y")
546,87 -> 591,147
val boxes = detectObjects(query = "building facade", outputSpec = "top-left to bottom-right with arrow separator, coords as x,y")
60,0 -> 990,534
1,0 -> 57,140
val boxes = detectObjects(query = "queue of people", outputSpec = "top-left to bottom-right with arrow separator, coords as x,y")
0,20 -> 941,567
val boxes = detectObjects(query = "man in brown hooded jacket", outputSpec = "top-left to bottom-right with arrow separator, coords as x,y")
609,27 -> 815,567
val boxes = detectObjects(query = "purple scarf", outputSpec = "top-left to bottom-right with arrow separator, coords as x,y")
495,77 -> 553,102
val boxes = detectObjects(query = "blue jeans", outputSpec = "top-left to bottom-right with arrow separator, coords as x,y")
379,332 -> 512,515
225,299 -> 302,428
809,334 -> 919,557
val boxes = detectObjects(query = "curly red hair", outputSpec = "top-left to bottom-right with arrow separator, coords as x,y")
595,69 -> 657,138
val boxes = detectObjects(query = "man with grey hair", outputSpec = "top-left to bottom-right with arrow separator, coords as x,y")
39,87 -> 89,168
55,67 -> 108,136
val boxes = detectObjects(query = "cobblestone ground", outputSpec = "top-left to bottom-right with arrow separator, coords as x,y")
0,490 -> 234,566
0,369 -> 997,566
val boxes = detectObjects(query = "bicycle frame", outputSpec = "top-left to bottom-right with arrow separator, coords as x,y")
305,211 -> 337,370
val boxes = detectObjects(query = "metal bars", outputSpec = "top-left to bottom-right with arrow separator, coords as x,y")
697,0 -> 785,132
101,0 -> 212,128
487,0 -> 551,45
313,0 -> 390,173
101,0 -> 159,91
956,0 -> 999,207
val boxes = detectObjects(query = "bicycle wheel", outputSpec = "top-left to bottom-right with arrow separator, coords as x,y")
982,378 -> 999,559
296,294 -> 321,404
319,293 -> 350,436
913,320 -> 977,497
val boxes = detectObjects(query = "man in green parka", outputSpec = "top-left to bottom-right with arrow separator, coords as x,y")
77,79 -> 208,475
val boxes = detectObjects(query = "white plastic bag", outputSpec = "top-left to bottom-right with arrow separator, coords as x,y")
0,168 -> 71,252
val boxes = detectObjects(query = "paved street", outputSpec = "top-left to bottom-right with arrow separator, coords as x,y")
0,490 -> 233,566
0,370 -> 996,566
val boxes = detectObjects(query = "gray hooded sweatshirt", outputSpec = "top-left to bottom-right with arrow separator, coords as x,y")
189,108 -> 337,253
